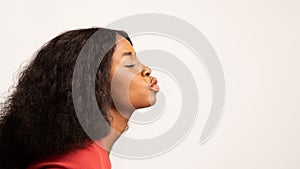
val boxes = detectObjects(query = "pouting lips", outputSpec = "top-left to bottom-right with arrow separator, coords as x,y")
150,78 -> 160,92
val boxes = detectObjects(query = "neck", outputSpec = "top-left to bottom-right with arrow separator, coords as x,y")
99,107 -> 133,155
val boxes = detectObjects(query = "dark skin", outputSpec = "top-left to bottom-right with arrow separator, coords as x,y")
100,35 -> 160,154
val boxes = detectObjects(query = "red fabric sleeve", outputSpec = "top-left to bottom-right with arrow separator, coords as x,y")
26,141 -> 111,169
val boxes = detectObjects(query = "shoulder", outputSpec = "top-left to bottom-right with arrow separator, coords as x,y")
26,142 -> 111,169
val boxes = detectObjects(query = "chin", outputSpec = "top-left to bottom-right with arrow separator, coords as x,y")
134,94 -> 157,109
148,95 -> 157,106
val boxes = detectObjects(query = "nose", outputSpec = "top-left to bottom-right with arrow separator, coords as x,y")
141,66 -> 152,77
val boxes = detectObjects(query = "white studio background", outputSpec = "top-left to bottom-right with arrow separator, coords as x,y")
1,0 -> 300,169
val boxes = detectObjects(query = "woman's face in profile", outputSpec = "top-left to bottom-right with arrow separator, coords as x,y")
110,35 -> 159,112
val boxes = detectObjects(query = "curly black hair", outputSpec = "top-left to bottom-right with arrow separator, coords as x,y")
0,27 -> 132,169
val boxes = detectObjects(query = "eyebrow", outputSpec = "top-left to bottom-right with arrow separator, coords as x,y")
121,51 -> 136,57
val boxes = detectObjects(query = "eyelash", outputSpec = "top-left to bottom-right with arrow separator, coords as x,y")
125,64 -> 136,68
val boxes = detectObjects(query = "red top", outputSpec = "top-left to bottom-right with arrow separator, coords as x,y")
26,141 -> 111,169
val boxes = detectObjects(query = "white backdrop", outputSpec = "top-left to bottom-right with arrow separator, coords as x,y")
0,0 -> 299,169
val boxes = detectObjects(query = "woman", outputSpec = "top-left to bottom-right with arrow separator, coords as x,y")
0,27 -> 159,169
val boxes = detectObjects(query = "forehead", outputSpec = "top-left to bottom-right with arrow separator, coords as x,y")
114,35 -> 134,54
111,35 -> 135,65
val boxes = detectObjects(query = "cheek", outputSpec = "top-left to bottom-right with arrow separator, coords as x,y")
129,77 -> 147,97
110,67 -> 136,109
110,66 -> 155,109
129,77 -> 155,108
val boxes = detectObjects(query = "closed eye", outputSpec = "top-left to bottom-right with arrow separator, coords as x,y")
125,64 -> 136,68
